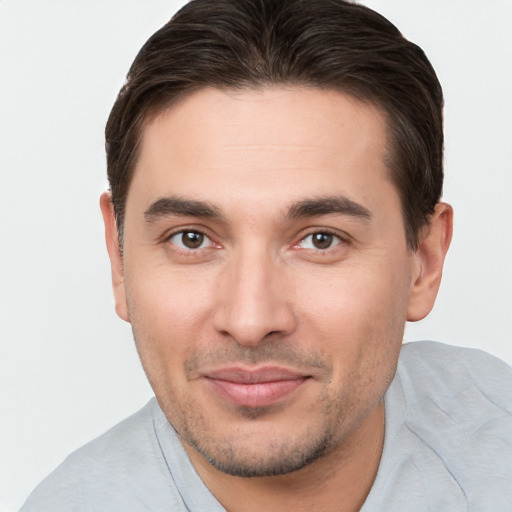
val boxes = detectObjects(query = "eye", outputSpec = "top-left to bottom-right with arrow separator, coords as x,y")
167,230 -> 214,250
298,232 -> 342,250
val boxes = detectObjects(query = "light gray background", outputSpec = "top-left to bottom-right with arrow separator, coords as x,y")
1,1 -> 511,510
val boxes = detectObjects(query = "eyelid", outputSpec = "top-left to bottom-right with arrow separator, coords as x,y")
293,228 -> 351,251
164,227 -> 219,252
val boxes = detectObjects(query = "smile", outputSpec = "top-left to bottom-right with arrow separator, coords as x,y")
202,367 -> 310,408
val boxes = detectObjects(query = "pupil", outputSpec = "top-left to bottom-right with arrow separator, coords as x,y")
183,232 -> 203,249
313,233 -> 332,249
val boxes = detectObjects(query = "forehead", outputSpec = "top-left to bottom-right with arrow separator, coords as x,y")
129,86 -> 394,215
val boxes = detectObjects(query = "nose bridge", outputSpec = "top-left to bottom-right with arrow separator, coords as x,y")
213,242 -> 295,345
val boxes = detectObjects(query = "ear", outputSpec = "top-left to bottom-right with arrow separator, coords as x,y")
100,191 -> 130,322
407,202 -> 453,322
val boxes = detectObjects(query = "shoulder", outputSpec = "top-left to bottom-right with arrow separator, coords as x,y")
392,341 -> 512,508
21,399 -> 187,511
364,341 -> 512,511
396,340 -> 512,445
398,340 -> 512,413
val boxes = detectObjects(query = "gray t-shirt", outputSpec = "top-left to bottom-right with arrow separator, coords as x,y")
22,341 -> 512,511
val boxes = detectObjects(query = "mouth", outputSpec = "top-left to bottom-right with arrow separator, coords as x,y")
202,367 -> 311,408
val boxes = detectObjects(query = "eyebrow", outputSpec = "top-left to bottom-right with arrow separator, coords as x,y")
144,197 -> 223,222
143,194 -> 371,223
286,196 -> 372,220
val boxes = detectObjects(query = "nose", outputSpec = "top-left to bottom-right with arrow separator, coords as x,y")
212,247 -> 297,346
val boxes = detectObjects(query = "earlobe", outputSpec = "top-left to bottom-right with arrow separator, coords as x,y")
406,202 -> 453,322
99,192 -> 130,323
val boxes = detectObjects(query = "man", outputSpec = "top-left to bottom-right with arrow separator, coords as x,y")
22,0 -> 512,510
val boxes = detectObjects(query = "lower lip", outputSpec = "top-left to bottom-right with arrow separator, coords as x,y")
206,377 -> 308,408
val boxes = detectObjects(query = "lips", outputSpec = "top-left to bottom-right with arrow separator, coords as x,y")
202,367 -> 309,408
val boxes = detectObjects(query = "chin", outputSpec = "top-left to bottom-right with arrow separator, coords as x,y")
181,413 -> 343,478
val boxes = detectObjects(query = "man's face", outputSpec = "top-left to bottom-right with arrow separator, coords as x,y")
115,87 -> 420,476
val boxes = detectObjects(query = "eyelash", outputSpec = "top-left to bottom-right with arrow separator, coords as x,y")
294,229 -> 348,252
164,228 -> 349,255
164,228 -> 217,254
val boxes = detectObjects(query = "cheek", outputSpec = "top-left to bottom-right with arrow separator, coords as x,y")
297,262 -> 410,381
300,263 -> 409,330
124,266 -> 216,373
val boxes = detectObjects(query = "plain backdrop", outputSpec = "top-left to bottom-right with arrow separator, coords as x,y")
1,1 -> 511,510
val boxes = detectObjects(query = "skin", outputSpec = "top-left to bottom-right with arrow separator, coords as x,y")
101,87 -> 452,512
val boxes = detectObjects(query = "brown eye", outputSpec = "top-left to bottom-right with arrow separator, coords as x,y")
312,233 -> 333,249
182,232 -> 203,248
298,232 -> 341,250
168,230 -> 211,250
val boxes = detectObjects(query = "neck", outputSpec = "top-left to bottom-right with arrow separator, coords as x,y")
184,401 -> 385,512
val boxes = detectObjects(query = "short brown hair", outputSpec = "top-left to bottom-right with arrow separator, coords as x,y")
106,0 -> 444,249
